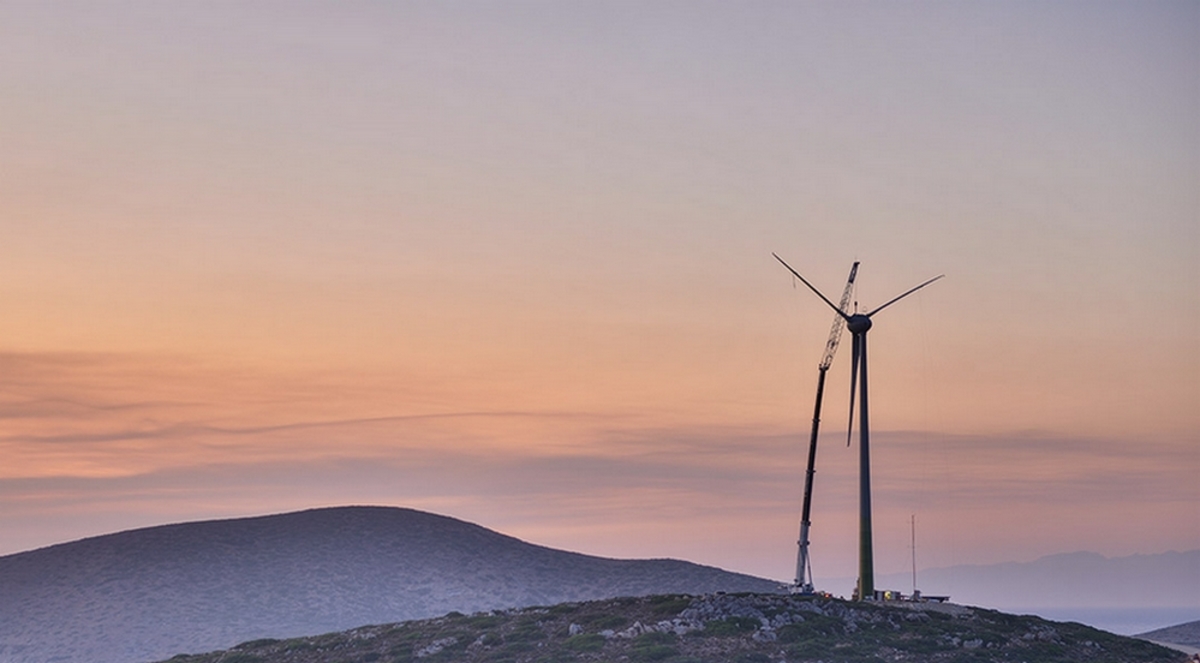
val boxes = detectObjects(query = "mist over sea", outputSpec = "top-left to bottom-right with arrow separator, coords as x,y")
1008,607 -> 1200,636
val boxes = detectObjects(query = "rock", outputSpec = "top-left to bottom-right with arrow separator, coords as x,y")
415,636 -> 457,657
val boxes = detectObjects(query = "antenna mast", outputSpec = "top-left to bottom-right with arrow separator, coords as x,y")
911,514 -> 917,596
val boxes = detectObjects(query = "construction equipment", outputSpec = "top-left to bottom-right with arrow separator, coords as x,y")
787,260 -> 857,594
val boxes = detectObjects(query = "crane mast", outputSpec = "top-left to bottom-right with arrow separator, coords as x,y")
820,263 -> 858,372
791,261 -> 858,593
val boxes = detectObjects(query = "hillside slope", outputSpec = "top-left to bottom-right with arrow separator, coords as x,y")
0,506 -> 778,663
158,592 -> 1187,663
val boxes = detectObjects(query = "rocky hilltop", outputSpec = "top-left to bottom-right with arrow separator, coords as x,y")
0,507 -> 778,663
159,592 -> 1187,663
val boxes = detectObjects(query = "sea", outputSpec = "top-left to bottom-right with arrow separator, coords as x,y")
1003,606 -> 1200,636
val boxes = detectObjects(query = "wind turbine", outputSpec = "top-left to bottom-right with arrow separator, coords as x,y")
773,253 -> 942,601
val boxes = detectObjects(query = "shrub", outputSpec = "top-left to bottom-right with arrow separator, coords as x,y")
547,602 -> 581,617
585,614 -> 630,630
466,615 -> 501,629
282,639 -> 316,653
649,597 -> 692,617
219,655 -> 264,663
233,639 -> 280,650
501,642 -> 534,654
630,632 -> 678,662
776,623 -> 809,643
504,624 -> 545,643
563,633 -> 606,652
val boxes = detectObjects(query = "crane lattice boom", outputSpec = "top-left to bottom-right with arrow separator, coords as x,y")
819,262 -> 858,369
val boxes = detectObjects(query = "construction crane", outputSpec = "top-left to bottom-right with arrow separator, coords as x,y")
784,258 -> 858,594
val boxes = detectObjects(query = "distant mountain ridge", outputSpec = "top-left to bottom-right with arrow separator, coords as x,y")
1139,620 -> 1200,650
0,506 -> 779,663
866,550 -> 1200,609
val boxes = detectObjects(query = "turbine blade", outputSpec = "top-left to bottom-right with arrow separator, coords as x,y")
866,274 -> 944,317
773,253 -> 851,321
847,333 -> 860,447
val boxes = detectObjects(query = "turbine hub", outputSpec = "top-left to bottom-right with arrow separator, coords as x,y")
847,314 -> 872,334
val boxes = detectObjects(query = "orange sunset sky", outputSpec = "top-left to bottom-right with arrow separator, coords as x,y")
1,2 -> 1196,587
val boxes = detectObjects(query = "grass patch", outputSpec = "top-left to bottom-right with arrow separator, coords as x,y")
634,632 -> 676,646
630,644 -> 678,662
701,616 -> 759,637
630,632 -> 678,662
504,623 -> 546,643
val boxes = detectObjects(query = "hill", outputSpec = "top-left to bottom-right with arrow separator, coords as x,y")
157,592 -> 1187,663
1139,619 -> 1200,651
0,506 -> 778,663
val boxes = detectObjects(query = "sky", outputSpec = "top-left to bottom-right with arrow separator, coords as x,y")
0,1 -> 1196,593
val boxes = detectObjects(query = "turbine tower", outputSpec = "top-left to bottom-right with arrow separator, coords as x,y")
773,253 -> 942,601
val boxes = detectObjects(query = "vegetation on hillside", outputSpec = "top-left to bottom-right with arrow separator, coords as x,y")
161,592 -> 1185,663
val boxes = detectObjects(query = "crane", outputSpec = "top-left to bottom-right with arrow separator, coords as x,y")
784,258 -> 858,594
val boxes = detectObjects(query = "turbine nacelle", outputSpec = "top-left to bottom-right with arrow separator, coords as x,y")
846,314 -> 872,335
